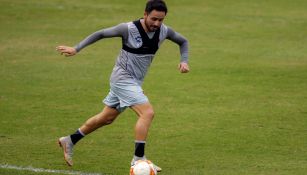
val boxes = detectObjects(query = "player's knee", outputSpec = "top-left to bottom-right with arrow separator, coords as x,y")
94,114 -> 117,126
143,109 -> 155,120
104,117 -> 116,125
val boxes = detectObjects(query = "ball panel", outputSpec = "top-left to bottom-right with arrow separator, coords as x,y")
130,160 -> 157,175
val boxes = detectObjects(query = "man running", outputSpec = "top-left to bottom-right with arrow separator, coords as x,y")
56,0 -> 189,172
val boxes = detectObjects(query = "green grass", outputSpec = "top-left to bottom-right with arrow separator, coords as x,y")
1,0 -> 307,174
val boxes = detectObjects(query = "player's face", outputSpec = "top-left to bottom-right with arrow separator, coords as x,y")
144,10 -> 166,32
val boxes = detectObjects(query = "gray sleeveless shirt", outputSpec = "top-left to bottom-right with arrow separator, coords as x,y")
74,19 -> 188,86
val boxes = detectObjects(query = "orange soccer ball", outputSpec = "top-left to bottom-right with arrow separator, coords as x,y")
130,160 -> 157,175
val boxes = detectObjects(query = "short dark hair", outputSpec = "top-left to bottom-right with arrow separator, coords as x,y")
145,0 -> 168,14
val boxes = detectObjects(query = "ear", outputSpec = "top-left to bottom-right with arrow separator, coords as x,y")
144,11 -> 148,18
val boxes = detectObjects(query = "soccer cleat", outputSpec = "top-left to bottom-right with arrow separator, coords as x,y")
131,157 -> 162,172
58,136 -> 74,166
152,164 -> 162,172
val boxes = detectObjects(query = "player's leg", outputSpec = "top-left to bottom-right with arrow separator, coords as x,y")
108,82 -> 162,171
58,106 -> 120,166
131,102 -> 155,141
130,103 -> 162,172
80,106 -> 120,135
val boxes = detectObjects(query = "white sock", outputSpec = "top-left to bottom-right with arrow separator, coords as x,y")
133,155 -> 146,161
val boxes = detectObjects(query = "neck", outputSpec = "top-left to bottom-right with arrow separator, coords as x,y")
140,19 -> 149,33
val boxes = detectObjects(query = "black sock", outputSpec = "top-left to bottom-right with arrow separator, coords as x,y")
134,141 -> 146,157
70,129 -> 84,145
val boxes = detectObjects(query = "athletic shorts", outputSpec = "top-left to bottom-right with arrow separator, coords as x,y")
103,81 -> 149,112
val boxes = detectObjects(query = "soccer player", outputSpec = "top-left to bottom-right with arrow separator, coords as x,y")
56,0 -> 189,172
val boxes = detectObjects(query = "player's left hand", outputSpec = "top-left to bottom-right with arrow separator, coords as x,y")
178,62 -> 190,73
56,46 -> 77,57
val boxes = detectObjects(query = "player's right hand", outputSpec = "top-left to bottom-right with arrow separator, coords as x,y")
178,62 -> 190,73
56,46 -> 77,57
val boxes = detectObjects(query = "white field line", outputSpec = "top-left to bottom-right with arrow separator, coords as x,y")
0,164 -> 103,175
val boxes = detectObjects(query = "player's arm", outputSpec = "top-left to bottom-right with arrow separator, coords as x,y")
56,23 -> 128,57
166,27 -> 189,73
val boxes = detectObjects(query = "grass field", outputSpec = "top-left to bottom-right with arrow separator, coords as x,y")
1,0 -> 307,174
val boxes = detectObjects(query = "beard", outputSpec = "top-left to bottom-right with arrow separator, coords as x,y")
144,18 -> 159,32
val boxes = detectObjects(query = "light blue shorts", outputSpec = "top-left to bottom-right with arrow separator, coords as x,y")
103,81 -> 149,112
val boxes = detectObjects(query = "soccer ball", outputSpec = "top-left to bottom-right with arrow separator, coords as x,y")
130,160 -> 157,175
